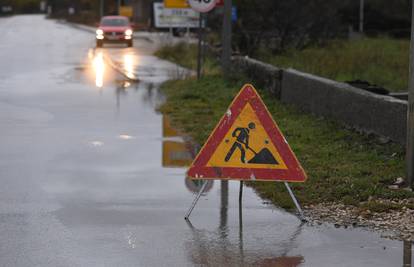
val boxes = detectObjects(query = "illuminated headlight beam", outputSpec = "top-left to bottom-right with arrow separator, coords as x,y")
93,52 -> 105,88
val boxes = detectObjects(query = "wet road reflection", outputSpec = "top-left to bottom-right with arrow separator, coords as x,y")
185,178 -> 214,194
185,183 -> 305,266
405,241 -> 413,267
123,54 -> 135,80
92,51 -> 105,88
162,116 -> 214,194
162,116 -> 194,168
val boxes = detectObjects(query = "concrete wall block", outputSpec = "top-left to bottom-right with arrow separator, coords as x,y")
232,56 -> 282,98
281,69 -> 408,144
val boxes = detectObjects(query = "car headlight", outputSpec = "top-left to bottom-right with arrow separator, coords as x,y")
96,29 -> 104,35
125,29 -> 133,36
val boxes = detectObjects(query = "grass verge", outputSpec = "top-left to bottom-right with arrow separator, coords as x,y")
155,42 -> 220,76
157,43 -> 414,211
257,37 -> 409,92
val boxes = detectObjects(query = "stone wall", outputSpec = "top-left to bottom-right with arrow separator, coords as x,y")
231,57 -> 408,145
232,56 -> 283,98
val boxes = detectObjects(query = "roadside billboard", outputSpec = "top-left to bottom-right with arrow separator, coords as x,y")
153,2 -> 199,28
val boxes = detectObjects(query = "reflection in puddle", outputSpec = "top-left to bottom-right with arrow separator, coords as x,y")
161,116 -> 195,168
185,182 -> 305,266
123,54 -> 135,79
162,115 -> 214,195
162,140 -> 193,167
90,141 -> 104,147
162,115 -> 179,138
119,134 -> 135,140
404,241 -> 413,267
115,79 -> 134,112
185,179 -> 213,194
88,48 -> 94,60
92,51 -> 105,88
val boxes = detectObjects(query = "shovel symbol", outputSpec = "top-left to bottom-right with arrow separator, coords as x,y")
246,145 -> 279,165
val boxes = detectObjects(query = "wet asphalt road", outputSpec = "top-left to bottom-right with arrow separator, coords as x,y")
0,15 -> 412,267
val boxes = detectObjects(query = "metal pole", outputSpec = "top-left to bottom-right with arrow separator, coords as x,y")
407,0 -> 414,189
100,0 -> 104,18
238,194 -> 244,264
359,0 -> 364,33
238,181 -> 243,204
201,14 -> 207,77
185,181 -> 208,220
219,180 -> 229,235
221,0 -> 232,70
284,182 -> 306,222
197,13 -> 203,80
117,0 -> 121,15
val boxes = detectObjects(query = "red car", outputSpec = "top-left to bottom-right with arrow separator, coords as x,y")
96,16 -> 133,47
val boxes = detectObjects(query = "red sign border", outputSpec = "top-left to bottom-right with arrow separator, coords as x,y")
188,0 -> 216,13
187,84 -> 307,182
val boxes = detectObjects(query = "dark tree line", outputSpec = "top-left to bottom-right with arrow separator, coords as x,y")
222,0 -> 413,56
0,0 -> 43,13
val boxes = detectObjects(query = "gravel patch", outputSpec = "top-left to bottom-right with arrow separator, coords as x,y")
304,199 -> 414,240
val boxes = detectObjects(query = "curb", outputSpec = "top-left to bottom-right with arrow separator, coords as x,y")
102,52 -> 140,82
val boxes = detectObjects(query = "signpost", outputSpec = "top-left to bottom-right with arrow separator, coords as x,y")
188,0 -> 217,13
185,84 -> 307,220
221,0 -> 232,70
186,0 -> 217,80
407,0 -> 414,188
153,3 -> 199,29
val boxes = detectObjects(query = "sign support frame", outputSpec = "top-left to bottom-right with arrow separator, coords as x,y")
184,180 -> 307,222
284,182 -> 306,222
185,180 -> 208,220
239,181 -> 243,204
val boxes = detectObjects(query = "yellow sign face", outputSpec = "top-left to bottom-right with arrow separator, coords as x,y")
164,0 -> 190,8
120,6 -> 133,17
207,103 -> 287,169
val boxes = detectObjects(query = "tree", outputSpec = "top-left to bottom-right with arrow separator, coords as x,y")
232,0 -> 347,55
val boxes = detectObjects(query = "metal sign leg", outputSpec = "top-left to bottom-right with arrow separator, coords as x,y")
185,181 -> 208,220
239,181 -> 243,204
284,182 -> 307,222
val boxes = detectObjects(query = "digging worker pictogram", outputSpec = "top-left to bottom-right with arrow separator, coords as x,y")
224,122 -> 256,163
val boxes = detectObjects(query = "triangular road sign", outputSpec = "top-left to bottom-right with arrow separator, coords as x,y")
187,84 -> 307,182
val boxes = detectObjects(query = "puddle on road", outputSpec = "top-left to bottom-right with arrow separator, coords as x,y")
76,46 -> 414,266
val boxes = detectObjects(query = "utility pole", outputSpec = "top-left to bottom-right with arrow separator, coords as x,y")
221,0 -> 232,70
359,0 -> 364,33
197,13 -> 204,80
100,0 -> 104,18
407,0 -> 414,188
